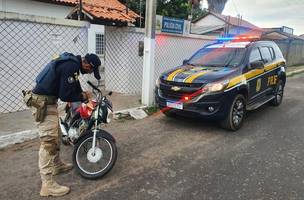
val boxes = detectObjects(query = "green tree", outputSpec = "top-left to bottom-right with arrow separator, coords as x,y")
121,0 -> 207,26
157,0 -> 190,20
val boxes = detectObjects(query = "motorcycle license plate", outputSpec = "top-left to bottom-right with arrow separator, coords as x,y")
166,101 -> 183,110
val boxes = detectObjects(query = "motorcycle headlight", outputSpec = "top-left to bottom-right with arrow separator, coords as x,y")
106,108 -> 113,123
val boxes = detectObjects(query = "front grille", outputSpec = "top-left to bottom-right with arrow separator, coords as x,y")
162,80 -> 204,88
159,79 -> 205,100
160,89 -> 185,100
159,88 -> 202,100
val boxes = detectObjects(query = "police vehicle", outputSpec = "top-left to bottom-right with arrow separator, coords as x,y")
155,37 -> 286,131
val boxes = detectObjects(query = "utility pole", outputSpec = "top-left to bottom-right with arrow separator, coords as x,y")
141,0 -> 156,106
78,0 -> 82,20
188,3 -> 193,21
139,0 -> 143,27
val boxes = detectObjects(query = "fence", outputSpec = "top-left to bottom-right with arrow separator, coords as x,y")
0,15 -> 215,113
0,12 -> 90,113
275,39 -> 304,66
105,27 -> 214,94
6,13 -> 303,114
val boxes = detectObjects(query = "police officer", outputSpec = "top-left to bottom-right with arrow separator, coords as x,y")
29,53 -> 101,197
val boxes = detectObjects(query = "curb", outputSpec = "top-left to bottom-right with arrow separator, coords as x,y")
286,68 -> 304,77
113,106 -> 147,119
0,106 -> 147,149
0,130 -> 38,149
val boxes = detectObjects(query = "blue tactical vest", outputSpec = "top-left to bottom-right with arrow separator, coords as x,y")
35,52 -> 79,94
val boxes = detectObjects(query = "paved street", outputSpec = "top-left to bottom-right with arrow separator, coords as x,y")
1,74 -> 304,200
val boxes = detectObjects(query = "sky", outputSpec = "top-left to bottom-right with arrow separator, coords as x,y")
203,0 -> 304,35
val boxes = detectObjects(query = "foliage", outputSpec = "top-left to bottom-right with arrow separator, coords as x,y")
120,0 -> 207,23
143,106 -> 159,115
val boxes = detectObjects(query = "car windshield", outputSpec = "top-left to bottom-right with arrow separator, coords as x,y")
188,47 -> 246,67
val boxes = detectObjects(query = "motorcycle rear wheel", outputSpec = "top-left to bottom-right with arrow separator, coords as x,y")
72,130 -> 117,179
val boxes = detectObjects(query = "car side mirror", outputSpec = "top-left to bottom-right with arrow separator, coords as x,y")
183,59 -> 189,65
250,60 -> 264,70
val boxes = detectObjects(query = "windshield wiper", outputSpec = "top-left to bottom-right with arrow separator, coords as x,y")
202,64 -> 219,68
185,63 -> 197,67
187,63 -> 220,68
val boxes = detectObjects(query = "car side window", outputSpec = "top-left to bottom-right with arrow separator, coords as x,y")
268,47 -> 275,60
260,47 -> 272,63
249,48 -> 262,63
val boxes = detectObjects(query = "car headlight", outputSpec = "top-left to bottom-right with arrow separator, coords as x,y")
156,77 -> 161,88
204,80 -> 229,93
190,80 -> 229,103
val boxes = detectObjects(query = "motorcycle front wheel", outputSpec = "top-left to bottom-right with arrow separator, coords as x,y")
72,130 -> 117,180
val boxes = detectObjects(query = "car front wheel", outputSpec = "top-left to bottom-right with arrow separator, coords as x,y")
220,94 -> 246,131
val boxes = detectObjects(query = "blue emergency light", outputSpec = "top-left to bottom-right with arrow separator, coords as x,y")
216,36 -> 259,42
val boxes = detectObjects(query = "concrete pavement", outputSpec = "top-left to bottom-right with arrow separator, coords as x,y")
0,73 -> 304,199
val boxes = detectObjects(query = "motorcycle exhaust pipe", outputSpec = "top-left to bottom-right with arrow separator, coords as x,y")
59,118 -> 68,136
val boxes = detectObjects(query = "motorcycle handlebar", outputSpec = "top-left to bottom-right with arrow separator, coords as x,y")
87,81 -> 101,93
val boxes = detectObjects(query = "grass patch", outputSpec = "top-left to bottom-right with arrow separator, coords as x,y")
288,64 -> 304,68
144,106 -> 159,115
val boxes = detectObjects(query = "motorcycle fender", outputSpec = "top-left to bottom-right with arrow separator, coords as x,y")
73,129 -> 116,144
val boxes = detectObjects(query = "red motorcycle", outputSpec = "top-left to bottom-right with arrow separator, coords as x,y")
59,81 -> 117,179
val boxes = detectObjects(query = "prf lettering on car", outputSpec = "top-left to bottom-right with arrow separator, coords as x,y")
268,75 -> 278,86
155,37 -> 286,131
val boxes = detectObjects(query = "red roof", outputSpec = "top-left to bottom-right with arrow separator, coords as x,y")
48,0 -> 139,23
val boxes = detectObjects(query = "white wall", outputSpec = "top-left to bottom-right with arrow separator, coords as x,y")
87,24 -> 105,83
104,27 -> 214,94
0,0 -> 72,18
194,14 -> 225,27
88,24 -> 105,54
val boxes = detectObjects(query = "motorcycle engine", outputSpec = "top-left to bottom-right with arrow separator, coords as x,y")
68,120 -> 88,142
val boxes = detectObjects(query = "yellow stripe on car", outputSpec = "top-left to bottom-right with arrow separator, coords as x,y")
167,68 -> 185,81
227,75 -> 246,88
264,60 -> 284,71
244,69 -> 264,80
184,71 -> 210,83
226,60 -> 284,89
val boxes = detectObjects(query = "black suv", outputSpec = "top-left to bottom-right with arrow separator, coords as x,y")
155,39 -> 286,131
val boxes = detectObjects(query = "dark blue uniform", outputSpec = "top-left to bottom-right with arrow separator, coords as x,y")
33,55 -> 85,102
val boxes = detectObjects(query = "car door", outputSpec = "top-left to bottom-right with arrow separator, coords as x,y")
247,47 -> 265,101
260,46 -> 279,94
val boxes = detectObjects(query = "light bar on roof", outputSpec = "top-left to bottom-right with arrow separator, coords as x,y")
217,36 -> 260,41
207,42 -> 250,48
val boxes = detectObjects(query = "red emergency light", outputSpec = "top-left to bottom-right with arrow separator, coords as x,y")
183,96 -> 190,101
217,36 -> 260,42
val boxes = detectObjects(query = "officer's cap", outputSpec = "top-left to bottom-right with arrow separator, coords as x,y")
85,53 -> 101,80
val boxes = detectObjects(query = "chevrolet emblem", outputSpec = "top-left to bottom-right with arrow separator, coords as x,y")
171,86 -> 181,91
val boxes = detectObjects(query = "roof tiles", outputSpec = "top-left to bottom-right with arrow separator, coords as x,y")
53,0 -> 139,23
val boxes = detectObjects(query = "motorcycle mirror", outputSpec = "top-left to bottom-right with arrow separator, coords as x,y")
108,91 -> 113,96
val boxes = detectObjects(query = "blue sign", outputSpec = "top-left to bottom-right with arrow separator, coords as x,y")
162,16 -> 184,34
